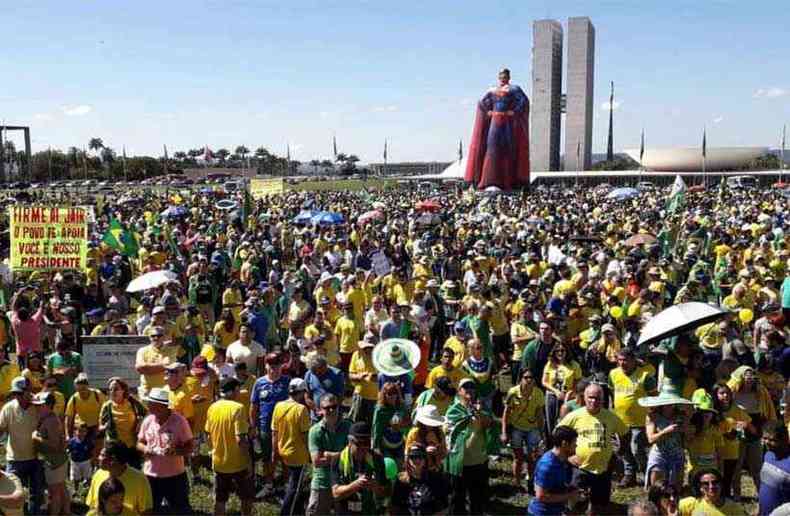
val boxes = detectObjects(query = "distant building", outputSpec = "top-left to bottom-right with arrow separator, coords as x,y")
564,17 -> 595,172
531,20 -> 564,172
368,162 -> 451,176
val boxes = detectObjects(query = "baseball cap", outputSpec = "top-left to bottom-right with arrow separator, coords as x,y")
459,378 -> 477,390
10,376 -> 30,394
289,378 -> 306,393
31,391 -> 54,406
349,421 -> 372,438
75,373 -> 89,384
149,326 -> 165,337
220,377 -> 241,393
152,306 -> 166,315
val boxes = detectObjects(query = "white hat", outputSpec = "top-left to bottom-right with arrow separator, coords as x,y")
415,405 -> 446,427
144,387 -> 171,406
289,378 -> 306,393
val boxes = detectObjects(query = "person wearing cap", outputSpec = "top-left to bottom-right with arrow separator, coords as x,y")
163,362 -> 194,426
307,392 -> 352,516
331,421 -> 389,515
389,442 -> 451,515
502,367 -> 545,494
135,325 -> 177,398
65,373 -> 106,442
609,348 -> 657,488
348,334 -> 379,425
86,441 -> 153,516
205,376 -> 254,515
46,335 -> 83,401
249,352 -> 290,495
136,387 -> 193,514
445,376 -> 493,515
271,378 -> 311,516
0,376 -> 44,514
443,321 -> 468,370
405,405 -> 448,473
557,383 -> 628,513
143,306 -> 179,345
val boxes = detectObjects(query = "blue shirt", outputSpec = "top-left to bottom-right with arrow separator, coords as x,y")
527,450 -> 574,516
304,367 -> 345,410
66,436 -> 94,463
760,451 -> 790,516
377,373 -> 413,398
245,311 -> 269,347
250,375 -> 290,432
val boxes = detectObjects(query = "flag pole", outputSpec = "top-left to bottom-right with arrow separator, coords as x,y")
48,146 -> 52,183
701,128 -> 707,188
122,146 -> 128,182
781,124 -> 786,184
639,128 -> 645,183
383,138 -> 388,178
575,140 -> 580,188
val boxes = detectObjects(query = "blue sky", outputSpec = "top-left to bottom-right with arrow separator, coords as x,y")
1,1 -> 789,163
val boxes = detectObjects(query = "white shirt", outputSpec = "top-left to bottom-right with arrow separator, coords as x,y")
225,339 -> 265,373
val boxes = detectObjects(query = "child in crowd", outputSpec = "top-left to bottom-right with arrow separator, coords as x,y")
67,422 -> 95,489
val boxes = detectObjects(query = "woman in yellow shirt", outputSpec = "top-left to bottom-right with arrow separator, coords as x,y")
212,309 -> 239,349
98,378 -> 147,469
542,343 -> 582,437
712,382 -> 754,499
348,339 -> 378,424
686,389 -> 724,478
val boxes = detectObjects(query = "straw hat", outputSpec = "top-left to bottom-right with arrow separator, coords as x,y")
637,386 -> 695,408
372,338 -> 421,376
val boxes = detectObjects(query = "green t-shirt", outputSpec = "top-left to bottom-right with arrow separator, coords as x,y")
46,351 -> 82,400
308,418 -> 352,490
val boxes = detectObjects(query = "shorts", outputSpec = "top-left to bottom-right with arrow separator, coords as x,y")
70,459 -> 93,483
572,468 -> 612,506
45,462 -> 67,485
511,428 -> 542,452
214,470 -> 254,503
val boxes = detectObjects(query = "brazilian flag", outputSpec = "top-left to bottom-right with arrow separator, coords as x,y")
102,218 -> 139,257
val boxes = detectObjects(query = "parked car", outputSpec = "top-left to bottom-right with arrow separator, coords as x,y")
726,175 -> 757,189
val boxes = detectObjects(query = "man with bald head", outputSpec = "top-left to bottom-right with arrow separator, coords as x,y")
557,383 -> 628,514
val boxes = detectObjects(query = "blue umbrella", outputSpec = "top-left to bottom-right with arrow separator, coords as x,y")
294,210 -> 319,224
606,187 -> 640,201
160,206 -> 188,219
312,211 -> 344,225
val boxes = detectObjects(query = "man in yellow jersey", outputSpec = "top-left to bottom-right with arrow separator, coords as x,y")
557,383 -> 627,514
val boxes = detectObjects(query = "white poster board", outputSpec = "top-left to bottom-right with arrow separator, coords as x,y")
370,250 -> 391,277
82,336 -> 148,388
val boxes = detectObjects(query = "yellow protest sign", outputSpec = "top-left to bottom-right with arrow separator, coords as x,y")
249,178 -> 286,199
293,178 -> 395,192
9,206 -> 88,271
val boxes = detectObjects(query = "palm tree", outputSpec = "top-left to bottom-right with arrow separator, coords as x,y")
88,138 -> 104,153
215,148 -> 230,163
309,159 -> 321,175
187,148 -> 202,159
320,159 -> 334,172
173,151 -> 187,161
235,145 -> 250,161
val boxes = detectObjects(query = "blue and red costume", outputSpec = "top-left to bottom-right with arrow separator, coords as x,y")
464,84 -> 530,190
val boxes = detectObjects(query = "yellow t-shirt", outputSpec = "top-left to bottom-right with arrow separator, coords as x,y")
349,351 -> 378,400
718,405 -> 751,461
271,399 -> 311,467
108,399 -> 139,448
489,301 -> 509,336
0,362 -> 21,402
542,361 -> 582,393
237,374 -> 255,417
334,317 -> 361,354
678,496 -> 747,516
65,389 -> 107,427
510,322 -> 535,361
165,384 -> 194,421
425,365 -> 468,390
504,385 -> 545,431
687,426 -> 724,475
212,321 -> 239,349
442,336 -> 466,369
557,408 -> 627,474
205,399 -> 249,474
86,466 -> 153,515
609,365 -> 656,427
345,287 -> 366,324
49,390 -> 66,418
135,344 -> 178,394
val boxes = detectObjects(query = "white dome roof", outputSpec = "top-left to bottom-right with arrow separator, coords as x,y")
623,147 -> 769,172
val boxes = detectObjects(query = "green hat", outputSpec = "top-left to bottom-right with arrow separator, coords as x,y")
372,338 -> 421,376
691,388 -> 717,413
637,385 -> 695,408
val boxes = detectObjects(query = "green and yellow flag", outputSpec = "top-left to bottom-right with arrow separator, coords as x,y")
102,218 -> 139,257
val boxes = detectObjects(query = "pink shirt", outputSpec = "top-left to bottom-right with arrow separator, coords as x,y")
137,412 -> 192,478
11,307 -> 44,355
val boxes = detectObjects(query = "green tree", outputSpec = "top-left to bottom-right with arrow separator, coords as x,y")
89,138 -> 104,153
320,159 -> 334,171
309,159 -> 321,174
591,155 -> 639,171
173,151 -> 187,161
235,145 -> 250,162
215,148 -> 230,164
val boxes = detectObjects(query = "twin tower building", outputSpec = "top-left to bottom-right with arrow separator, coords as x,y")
531,17 -> 595,172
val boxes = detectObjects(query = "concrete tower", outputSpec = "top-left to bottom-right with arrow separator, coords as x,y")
531,20 -> 564,172
564,17 -> 595,171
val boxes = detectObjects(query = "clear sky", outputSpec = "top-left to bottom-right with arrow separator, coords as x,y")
1,1 -> 789,163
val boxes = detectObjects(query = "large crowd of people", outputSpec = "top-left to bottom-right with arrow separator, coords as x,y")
0,178 -> 788,515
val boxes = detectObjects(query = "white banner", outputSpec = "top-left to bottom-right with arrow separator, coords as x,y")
82,336 -> 148,388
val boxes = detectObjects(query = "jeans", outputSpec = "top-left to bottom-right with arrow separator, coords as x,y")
621,427 -> 647,477
281,465 -> 306,516
450,462 -> 489,515
7,459 -> 45,515
147,472 -> 191,514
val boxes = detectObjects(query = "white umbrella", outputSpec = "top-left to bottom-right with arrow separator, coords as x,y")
126,270 -> 178,293
637,302 -> 729,347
